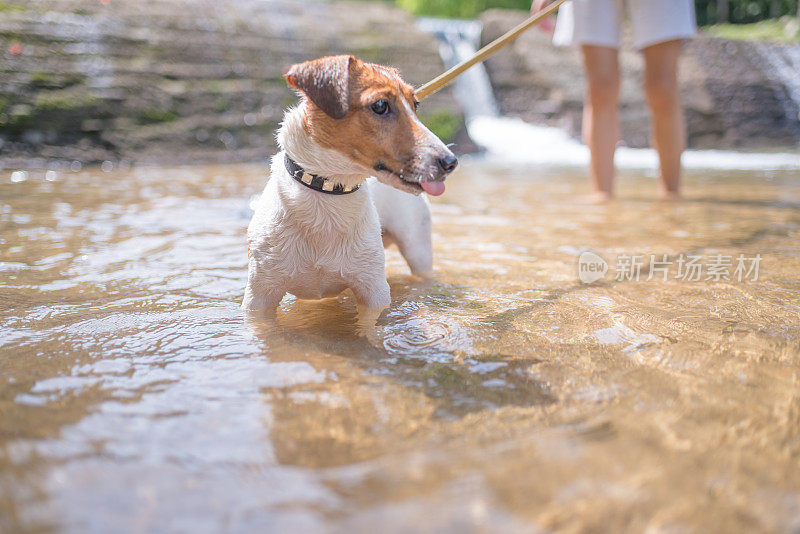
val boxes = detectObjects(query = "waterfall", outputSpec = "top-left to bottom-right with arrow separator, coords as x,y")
416,18 -> 499,121
754,42 -> 800,125
417,18 -> 800,171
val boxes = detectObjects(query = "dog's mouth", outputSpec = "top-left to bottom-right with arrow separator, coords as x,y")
373,162 -> 445,196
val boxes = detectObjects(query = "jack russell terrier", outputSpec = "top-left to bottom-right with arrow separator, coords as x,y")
242,55 -> 457,312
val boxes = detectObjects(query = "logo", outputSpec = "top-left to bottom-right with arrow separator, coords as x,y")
578,251 -> 608,284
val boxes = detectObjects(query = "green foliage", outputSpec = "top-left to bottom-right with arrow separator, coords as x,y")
29,72 -> 84,89
0,1 -> 25,12
35,92 -> 97,111
695,0 -> 799,25
396,0 -> 530,18
361,0 -> 799,25
137,108 -> 178,124
704,16 -> 800,41
3,104 -> 33,133
214,97 -> 230,113
30,71 -> 55,87
419,110 -> 460,142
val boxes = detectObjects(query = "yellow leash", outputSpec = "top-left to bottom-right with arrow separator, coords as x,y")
414,0 -> 570,100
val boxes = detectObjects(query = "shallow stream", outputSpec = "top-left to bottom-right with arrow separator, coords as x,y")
2,162 -> 799,532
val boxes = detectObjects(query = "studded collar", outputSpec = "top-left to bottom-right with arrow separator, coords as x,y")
284,153 -> 360,195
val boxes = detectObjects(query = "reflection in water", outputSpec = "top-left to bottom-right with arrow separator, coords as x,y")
1,162 -> 800,532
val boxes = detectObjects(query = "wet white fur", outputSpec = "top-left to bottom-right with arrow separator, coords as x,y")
242,103 -> 435,311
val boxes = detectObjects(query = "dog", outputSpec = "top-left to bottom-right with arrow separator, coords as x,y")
242,55 -> 458,313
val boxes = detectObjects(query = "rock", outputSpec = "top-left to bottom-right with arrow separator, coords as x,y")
0,0 -> 469,167
479,8 -> 800,150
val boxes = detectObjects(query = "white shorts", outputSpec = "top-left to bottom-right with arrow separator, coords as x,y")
553,0 -> 697,50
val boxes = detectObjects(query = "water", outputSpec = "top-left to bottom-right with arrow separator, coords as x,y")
416,18 -> 499,121
2,162 -> 800,532
418,18 -> 800,171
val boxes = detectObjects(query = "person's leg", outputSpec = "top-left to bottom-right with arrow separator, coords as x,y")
581,45 -> 620,200
642,39 -> 685,199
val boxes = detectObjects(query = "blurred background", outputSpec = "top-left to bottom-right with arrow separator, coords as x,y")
386,0 -> 800,22
0,0 -> 798,168
3,4 -> 800,532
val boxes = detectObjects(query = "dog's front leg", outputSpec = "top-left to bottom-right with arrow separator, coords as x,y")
348,276 -> 390,310
348,276 -> 390,340
347,275 -> 389,332
241,284 -> 286,311
241,265 -> 287,311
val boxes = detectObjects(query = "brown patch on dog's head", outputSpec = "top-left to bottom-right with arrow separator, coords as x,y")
284,55 -> 352,120
283,55 -> 457,195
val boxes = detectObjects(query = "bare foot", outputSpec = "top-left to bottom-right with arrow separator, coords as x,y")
581,190 -> 614,204
658,189 -> 682,201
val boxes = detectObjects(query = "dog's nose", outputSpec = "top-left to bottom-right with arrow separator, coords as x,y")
437,153 -> 458,174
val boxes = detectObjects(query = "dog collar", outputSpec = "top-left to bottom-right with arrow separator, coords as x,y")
284,154 -> 360,195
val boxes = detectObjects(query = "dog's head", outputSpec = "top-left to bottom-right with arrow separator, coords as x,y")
283,55 -> 457,196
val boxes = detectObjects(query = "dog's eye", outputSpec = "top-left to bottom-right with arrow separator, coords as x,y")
371,100 -> 389,116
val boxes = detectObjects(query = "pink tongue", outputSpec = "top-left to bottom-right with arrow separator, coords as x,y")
420,181 -> 445,196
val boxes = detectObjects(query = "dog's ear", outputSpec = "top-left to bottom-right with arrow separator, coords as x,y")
283,55 -> 354,120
